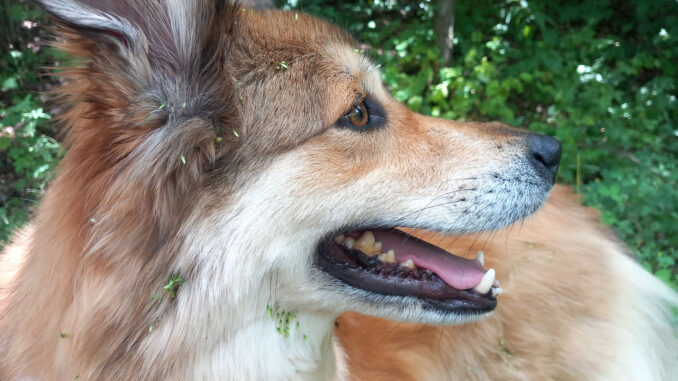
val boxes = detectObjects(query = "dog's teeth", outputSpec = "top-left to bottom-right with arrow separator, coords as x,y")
362,241 -> 382,257
357,230 -> 375,246
474,269 -> 495,294
334,234 -> 345,244
476,250 -> 485,266
378,250 -> 396,263
355,230 -> 374,249
491,287 -> 503,298
355,231 -> 383,256
344,237 -> 356,249
400,259 -> 415,269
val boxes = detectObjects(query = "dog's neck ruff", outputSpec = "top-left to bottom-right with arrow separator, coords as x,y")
165,205 -> 345,380
154,267 -> 342,379
206,310 -> 340,380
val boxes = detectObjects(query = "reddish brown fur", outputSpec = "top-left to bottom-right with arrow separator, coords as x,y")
1,3 -> 675,380
0,6 -> 372,379
336,185 -> 628,380
0,4 -> 240,378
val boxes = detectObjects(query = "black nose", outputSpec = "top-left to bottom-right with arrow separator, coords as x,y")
527,134 -> 561,182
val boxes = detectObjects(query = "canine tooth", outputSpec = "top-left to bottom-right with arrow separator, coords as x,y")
400,259 -> 415,269
344,237 -> 356,249
477,251 -> 485,266
378,250 -> 396,263
474,269 -> 495,294
491,287 -> 503,298
334,234 -> 345,244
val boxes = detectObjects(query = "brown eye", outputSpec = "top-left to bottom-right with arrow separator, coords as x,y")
347,102 -> 369,127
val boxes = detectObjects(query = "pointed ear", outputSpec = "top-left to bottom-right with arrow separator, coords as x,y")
34,0 -> 139,48
37,0 -> 242,174
34,0 -> 191,73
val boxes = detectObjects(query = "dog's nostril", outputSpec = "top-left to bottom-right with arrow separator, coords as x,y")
527,134 -> 562,181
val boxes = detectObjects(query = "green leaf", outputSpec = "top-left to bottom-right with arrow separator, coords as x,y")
2,77 -> 18,90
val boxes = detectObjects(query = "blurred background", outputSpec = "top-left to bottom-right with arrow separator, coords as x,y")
0,0 -> 676,287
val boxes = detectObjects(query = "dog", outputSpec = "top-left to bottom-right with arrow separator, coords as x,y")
0,1 -> 676,380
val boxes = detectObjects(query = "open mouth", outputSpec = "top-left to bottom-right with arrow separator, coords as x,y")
316,229 -> 502,314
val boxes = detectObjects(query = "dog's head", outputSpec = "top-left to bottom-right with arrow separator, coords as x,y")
39,1 -> 559,325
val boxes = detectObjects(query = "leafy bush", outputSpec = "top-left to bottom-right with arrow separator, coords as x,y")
0,1 -> 62,243
282,0 -> 678,287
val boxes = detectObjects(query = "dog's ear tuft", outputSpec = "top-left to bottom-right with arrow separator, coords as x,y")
35,0 -> 139,50
34,0 -> 194,75
39,0 -> 242,174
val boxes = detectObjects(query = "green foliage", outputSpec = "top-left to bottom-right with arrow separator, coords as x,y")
282,0 -> 677,287
0,1 -> 62,244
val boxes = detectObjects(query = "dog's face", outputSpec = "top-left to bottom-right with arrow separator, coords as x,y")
190,11 -> 560,324
39,2 -> 559,326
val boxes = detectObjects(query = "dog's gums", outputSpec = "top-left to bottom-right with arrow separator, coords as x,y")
316,229 -> 501,313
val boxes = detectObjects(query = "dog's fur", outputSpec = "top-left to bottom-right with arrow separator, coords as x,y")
0,1 -> 676,380
337,187 -> 678,380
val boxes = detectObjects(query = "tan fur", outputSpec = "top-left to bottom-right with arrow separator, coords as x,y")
1,2 -> 676,380
337,186 -> 678,380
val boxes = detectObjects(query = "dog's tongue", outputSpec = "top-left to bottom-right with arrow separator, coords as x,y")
372,229 -> 485,290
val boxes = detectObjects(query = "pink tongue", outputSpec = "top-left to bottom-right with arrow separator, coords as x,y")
372,230 -> 485,290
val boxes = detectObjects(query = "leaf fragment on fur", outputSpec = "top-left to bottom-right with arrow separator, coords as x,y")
162,274 -> 185,298
180,154 -> 186,165
276,61 -> 288,70
60,332 -> 67,338
159,103 -> 166,110
295,13 -> 298,22
498,338 -> 515,363
267,305 -> 298,338
233,129 -> 239,138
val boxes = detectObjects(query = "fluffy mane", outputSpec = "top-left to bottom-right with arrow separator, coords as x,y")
1,1 -> 241,378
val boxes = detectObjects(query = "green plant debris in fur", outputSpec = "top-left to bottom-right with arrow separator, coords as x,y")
266,304 -> 298,338
161,274 -> 185,300
498,338 -> 515,363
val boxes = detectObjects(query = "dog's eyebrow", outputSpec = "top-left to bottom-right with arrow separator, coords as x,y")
341,65 -> 358,81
